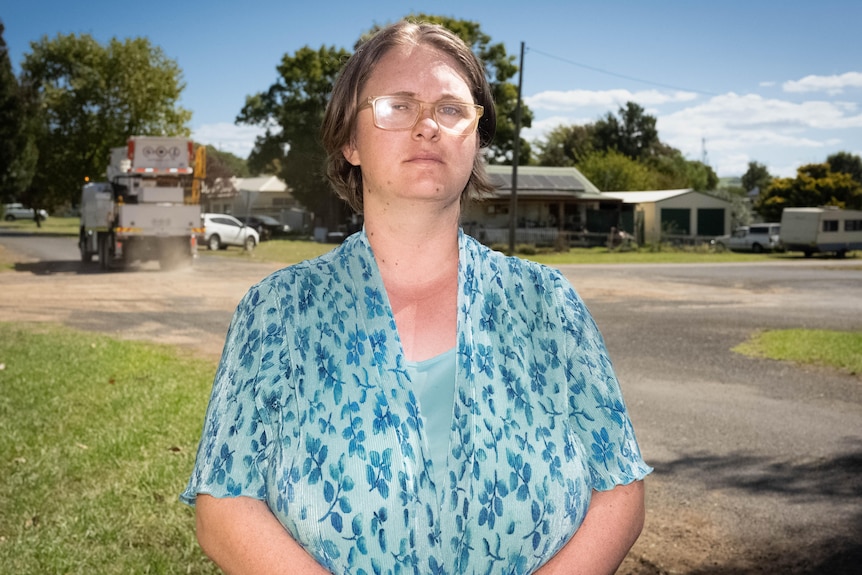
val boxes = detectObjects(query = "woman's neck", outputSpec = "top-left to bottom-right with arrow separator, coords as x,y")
363,198 -> 461,362
363,198 -> 461,278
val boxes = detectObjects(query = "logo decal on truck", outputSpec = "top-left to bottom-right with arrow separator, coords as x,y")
141,145 -> 182,162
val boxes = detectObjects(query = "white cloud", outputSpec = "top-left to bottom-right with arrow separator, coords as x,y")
523,86 -> 862,178
657,93 -> 862,176
783,71 -> 862,95
191,122 -> 268,159
524,89 -> 698,111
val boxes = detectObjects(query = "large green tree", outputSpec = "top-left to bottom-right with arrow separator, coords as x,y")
534,124 -> 595,167
755,162 -> 862,221
20,33 -> 190,209
577,149 -> 659,191
536,102 -> 718,191
592,102 -> 660,161
238,44 -> 350,225
741,161 -> 772,194
827,151 -> 862,186
0,20 -> 36,203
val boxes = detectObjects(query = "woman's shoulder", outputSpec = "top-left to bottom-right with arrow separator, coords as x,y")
259,234 -> 365,286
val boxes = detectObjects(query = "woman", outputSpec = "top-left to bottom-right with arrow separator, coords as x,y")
182,20 -> 652,575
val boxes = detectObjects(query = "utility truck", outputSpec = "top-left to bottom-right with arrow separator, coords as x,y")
79,136 -> 203,270
780,206 -> 862,258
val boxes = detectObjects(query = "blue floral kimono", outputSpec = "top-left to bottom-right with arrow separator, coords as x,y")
182,229 -> 651,574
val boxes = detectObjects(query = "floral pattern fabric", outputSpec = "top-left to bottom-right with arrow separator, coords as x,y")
182,229 -> 651,574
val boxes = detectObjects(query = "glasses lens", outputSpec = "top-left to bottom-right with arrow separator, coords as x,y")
372,97 -> 480,134
373,97 -> 418,130
435,102 -> 478,133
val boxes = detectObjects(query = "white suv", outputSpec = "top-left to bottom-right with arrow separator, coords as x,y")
200,213 -> 259,251
714,223 -> 782,253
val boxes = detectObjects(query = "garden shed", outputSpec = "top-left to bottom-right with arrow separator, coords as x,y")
602,189 -> 732,245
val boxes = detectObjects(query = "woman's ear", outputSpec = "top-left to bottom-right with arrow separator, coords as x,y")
343,142 -> 360,166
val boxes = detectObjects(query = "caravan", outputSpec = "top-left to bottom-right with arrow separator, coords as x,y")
780,207 -> 862,257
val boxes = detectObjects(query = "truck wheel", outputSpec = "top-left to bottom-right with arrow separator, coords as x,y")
207,234 -> 221,251
79,229 -> 93,263
4,214 -> 15,221
752,243 -> 763,253
98,234 -> 110,270
244,236 -> 256,251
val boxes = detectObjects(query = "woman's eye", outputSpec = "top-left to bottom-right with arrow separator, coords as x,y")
439,104 -> 465,117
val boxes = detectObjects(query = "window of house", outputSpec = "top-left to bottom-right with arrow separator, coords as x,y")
845,219 -> 862,232
822,220 -> 839,232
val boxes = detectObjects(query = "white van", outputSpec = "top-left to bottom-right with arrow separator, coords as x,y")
780,207 -> 862,257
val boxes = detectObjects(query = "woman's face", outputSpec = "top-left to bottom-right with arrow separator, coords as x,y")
342,43 -> 478,211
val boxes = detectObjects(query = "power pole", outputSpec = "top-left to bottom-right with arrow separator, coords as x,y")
508,41 -> 525,255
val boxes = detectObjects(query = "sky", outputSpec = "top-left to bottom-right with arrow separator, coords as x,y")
4,0 -> 862,179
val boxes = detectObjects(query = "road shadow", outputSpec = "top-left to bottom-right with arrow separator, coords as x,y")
12,260 -> 169,275
652,442 -> 862,574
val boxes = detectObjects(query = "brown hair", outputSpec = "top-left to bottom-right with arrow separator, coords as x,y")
321,20 -> 497,214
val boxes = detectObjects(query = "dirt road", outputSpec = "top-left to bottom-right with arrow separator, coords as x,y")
2,237 -> 861,574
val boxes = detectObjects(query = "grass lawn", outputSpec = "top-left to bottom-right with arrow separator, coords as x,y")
733,329 -> 862,377
4,216 -> 858,265
0,323 -> 220,574
0,216 -> 80,236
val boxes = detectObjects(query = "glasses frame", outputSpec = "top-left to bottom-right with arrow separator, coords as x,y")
359,95 -> 484,136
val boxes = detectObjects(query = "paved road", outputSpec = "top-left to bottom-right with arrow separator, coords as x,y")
2,232 -> 861,573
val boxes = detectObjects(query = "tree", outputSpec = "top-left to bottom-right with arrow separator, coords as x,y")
592,102 -> 660,161
576,149 -> 659,191
534,124 -> 595,167
741,161 -> 772,195
205,145 -> 249,180
647,151 -> 718,191
20,33 -> 190,209
754,162 -> 862,221
827,151 -> 862,187
238,44 -> 350,225
0,20 -> 35,202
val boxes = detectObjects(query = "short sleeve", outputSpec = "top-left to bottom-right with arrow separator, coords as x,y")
180,282 -> 286,505
552,270 -> 652,491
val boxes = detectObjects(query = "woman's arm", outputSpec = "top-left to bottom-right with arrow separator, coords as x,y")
195,494 -> 332,575
534,480 -> 645,575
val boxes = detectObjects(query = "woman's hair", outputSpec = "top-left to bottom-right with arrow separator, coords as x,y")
321,20 -> 497,214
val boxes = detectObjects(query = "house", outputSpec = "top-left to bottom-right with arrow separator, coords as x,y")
202,175 -> 310,232
601,189 -> 732,245
462,165 -> 622,246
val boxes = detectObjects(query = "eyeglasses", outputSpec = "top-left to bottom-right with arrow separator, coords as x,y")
359,95 -> 484,135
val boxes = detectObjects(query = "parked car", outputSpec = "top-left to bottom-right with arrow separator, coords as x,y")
235,214 -> 291,241
713,223 -> 782,253
199,213 -> 259,251
3,203 -> 49,222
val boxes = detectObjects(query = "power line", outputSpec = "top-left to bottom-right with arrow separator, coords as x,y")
527,47 -> 718,97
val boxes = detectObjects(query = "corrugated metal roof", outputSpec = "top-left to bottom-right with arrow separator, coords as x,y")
484,165 -> 608,200
601,189 -> 696,203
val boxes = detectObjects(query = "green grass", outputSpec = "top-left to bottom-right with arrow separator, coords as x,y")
0,322 -> 220,574
245,238 -> 811,265
2,217 -> 858,265
0,216 -> 80,236
733,329 -> 862,377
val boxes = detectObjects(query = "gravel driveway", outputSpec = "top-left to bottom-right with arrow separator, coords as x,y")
2,236 -> 861,574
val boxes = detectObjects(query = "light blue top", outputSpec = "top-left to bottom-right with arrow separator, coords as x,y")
407,347 -> 457,494
182,229 -> 652,575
